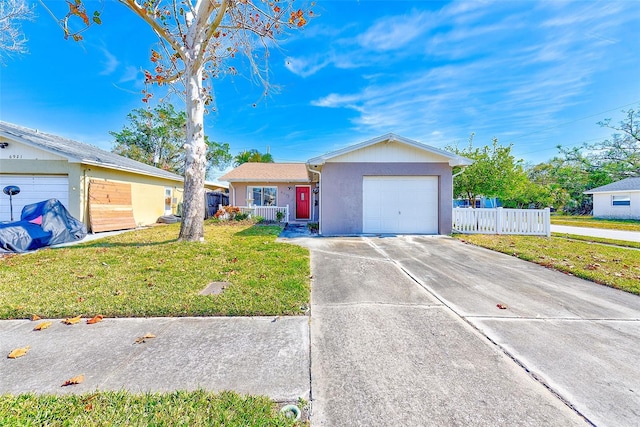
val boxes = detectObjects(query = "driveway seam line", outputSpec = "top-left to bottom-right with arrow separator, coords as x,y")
467,316 -> 640,322
363,237 -> 597,427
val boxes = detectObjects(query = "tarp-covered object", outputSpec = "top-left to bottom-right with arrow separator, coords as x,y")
0,199 -> 87,253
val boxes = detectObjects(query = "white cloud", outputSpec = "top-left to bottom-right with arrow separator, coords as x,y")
99,47 -> 119,76
356,11 -> 434,51
285,55 -> 331,77
119,65 -> 140,83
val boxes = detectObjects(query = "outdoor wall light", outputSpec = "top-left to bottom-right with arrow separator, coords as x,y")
0,142 -> 9,149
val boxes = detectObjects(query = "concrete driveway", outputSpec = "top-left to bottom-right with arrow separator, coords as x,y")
299,235 -> 640,427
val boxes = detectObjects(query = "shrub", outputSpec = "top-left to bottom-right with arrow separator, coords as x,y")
235,212 -> 249,221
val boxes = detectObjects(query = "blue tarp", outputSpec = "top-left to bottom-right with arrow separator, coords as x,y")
0,199 -> 87,253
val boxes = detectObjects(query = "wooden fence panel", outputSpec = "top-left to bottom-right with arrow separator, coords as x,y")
88,180 -> 137,233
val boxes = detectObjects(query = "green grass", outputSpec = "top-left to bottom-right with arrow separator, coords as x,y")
0,222 -> 310,320
551,215 -> 640,231
0,390 -> 305,426
454,234 -> 640,295
552,232 -> 640,249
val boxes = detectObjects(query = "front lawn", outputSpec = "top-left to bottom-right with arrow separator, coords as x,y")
454,234 -> 640,295
0,390 -> 304,427
0,222 -> 310,319
551,215 -> 640,231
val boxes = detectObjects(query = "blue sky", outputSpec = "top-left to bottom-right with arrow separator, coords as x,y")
2,0 -> 639,181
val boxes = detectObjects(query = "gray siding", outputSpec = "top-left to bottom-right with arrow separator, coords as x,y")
320,162 -> 453,235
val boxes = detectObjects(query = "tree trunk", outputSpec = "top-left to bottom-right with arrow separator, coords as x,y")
178,58 -> 206,241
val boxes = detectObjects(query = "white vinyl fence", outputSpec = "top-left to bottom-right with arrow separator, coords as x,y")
453,207 -> 550,237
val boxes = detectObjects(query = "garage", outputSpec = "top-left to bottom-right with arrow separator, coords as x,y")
363,176 -> 439,234
0,175 -> 68,221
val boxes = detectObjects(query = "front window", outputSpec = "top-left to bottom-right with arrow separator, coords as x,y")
612,195 -> 631,206
248,186 -> 277,206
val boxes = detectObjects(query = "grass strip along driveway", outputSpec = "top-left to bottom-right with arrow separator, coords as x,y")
551,216 -> 640,232
0,222 -> 309,426
455,234 -> 640,295
1,222 -> 310,320
0,391 -> 302,427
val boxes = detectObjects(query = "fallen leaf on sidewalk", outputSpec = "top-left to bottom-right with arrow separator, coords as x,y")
62,315 -> 82,325
30,314 -> 41,321
496,304 -> 508,310
135,333 -> 156,344
33,321 -> 52,331
62,374 -> 84,386
86,315 -> 103,324
8,345 -> 30,359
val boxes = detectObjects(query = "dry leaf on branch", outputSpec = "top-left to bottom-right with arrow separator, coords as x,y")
86,315 -> 103,324
8,345 -> 30,359
135,333 -> 156,344
62,315 -> 82,325
62,374 -> 84,386
33,321 -> 53,331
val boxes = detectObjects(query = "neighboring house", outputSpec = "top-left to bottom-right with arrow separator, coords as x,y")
219,162 -> 317,223
584,177 -> 640,220
221,133 -> 472,235
0,121 -> 225,232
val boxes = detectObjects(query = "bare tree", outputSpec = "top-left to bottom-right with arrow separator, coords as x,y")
59,0 -> 311,241
0,0 -> 35,64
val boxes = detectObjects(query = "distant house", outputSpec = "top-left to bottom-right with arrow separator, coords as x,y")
0,121 -> 225,232
221,133 -> 472,235
584,177 -> 640,220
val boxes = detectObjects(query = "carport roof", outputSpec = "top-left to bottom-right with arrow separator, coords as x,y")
584,177 -> 640,194
0,121 -> 184,182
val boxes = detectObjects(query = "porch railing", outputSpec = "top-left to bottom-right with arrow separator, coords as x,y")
453,207 -> 550,237
220,204 -> 289,222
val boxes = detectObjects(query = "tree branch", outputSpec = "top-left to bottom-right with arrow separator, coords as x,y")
119,0 -> 185,58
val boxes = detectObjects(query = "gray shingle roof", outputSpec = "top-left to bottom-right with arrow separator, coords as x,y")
0,121 -> 184,182
584,177 -> 640,194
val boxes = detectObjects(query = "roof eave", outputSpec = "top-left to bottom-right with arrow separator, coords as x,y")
80,160 -> 184,182
307,133 -> 471,165
220,178 -> 311,183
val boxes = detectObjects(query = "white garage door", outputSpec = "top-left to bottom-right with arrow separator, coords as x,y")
363,176 -> 438,234
0,175 -> 69,221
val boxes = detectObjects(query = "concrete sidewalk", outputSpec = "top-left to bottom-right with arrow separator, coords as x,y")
0,316 -> 309,401
551,224 -> 640,242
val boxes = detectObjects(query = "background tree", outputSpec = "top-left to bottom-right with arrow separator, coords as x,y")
110,103 -> 231,177
0,0 -> 34,64
588,106 -> 640,180
59,0 -> 311,242
448,136 -> 528,207
233,149 -> 274,166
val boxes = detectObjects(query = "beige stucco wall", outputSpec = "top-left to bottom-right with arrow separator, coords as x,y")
84,166 -> 184,227
0,160 -> 185,228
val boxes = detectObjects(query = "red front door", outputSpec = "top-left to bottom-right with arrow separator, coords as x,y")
296,187 -> 310,219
